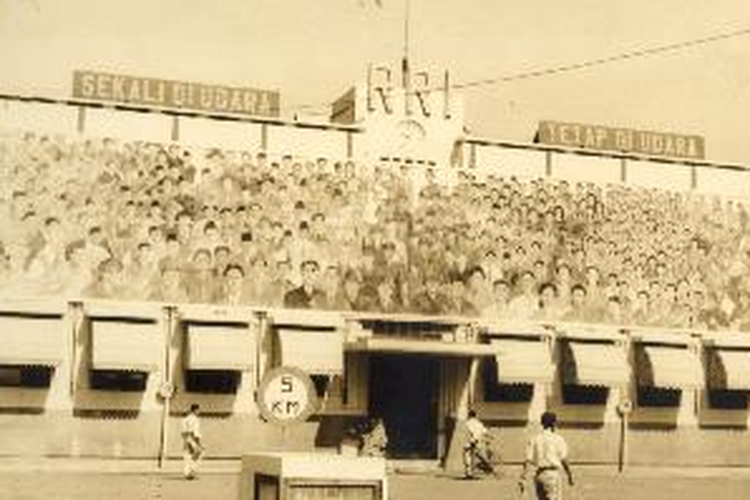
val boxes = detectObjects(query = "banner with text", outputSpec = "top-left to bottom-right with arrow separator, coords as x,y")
537,120 -> 705,160
73,70 -> 280,118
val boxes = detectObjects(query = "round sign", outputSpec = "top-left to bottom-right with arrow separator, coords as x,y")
157,381 -> 174,400
257,366 -> 319,426
396,119 -> 427,152
617,400 -> 633,416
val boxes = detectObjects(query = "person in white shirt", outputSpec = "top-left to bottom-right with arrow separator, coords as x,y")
481,279 -> 511,319
507,271 -> 540,321
360,417 -> 388,458
519,411 -> 574,500
463,409 -> 495,478
181,404 -> 204,480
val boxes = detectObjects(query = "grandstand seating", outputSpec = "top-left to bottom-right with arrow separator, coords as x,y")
1,130 -> 749,331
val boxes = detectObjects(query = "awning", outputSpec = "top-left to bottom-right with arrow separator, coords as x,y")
706,349 -> 750,391
0,315 -> 66,366
635,345 -> 703,390
702,332 -> 750,349
91,320 -> 161,372
271,309 -> 345,329
345,337 -> 496,357
277,328 -> 344,375
186,323 -> 256,371
562,341 -> 629,387
491,338 -> 553,384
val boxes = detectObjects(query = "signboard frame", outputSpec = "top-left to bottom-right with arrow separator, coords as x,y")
536,120 -> 705,160
284,478 -> 382,500
72,70 -> 280,118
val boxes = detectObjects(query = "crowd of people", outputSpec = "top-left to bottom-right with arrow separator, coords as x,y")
1,130 -> 749,331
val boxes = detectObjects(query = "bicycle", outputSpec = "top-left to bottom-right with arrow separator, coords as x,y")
463,437 -> 503,479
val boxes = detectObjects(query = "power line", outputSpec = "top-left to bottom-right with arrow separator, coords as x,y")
453,26 -> 750,90
285,25 -> 750,113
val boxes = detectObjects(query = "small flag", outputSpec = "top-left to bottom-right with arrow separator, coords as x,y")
359,0 -> 383,7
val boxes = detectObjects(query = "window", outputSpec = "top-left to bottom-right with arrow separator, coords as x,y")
704,348 -> 750,406
0,365 -> 54,388
254,474 -> 279,500
310,374 -> 330,399
636,387 -> 682,408
482,359 -> 534,403
287,484 -> 379,500
90,370 -> 148,392
311,374 -> 348,405
707,390 -> 748,410
184,370 -> 241,394
561,384 -> 610,405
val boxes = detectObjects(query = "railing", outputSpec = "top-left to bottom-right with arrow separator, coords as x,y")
0,296 -> 745,345
460,136 -> 750,198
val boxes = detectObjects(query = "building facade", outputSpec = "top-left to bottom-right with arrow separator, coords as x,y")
1,63 -> 750,468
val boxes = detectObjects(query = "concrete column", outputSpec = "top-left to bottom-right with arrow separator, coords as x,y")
170,115 -> 180,142
545,150 -> 553,177
76,106 -> 86,134
260,123 -> 269,151
346,131 -> 354,159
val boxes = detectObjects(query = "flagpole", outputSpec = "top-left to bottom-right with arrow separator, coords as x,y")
404,0 -> 410,64
402,0 -> 412,114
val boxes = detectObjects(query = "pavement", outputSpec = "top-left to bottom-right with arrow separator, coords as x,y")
0,458 -> 748,500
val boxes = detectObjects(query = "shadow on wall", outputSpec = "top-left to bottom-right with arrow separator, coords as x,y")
313,415 -> 363,449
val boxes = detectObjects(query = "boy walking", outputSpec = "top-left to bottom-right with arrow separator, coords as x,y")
182,403 -> 204,479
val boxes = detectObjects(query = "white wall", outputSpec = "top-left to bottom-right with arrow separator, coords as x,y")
626,159 -> 693,192
268,125 -> 348,161
552,153 -> 621,185
178,116 -> 262,150
84,108 -> 173,143
474,145 -> 546,180
469,142 -> 750,197
694,166 -> 750,199
0,100 -> 78,135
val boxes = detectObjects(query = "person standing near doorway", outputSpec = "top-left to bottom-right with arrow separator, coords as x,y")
360,417 -> 389,458
182,403 -> 204,480
519,411 -> 574,499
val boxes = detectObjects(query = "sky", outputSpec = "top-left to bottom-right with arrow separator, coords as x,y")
1,0 -> 750,164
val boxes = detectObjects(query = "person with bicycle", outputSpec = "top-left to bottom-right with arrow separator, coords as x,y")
463,409 -> 495,478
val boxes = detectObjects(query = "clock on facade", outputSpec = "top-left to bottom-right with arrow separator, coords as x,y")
396,119 -> 427,150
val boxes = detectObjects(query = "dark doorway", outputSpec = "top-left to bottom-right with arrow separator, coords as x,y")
369,355 -> 439,459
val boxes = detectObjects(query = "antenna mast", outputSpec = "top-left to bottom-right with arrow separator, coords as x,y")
402,0 -> 412,114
